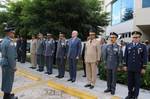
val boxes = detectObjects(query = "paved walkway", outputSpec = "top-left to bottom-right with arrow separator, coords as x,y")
0,61 -> 150,99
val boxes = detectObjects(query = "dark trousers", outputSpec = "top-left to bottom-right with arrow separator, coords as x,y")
45,56 -> 53,73
37,54 -> 45,71
82,59 -> 86,76
17,50 -> 21,62
3,93 -> 11,99
20,51 -> 26,63
106,69 -> 117,91
128,71 -> 141,97
68,58 -> 77,80
148,55 -> 150,62
1,67 -> 14,93
56,57 -> 65,77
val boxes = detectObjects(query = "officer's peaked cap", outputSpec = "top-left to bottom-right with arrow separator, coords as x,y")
110,32 -> 118,38
131,31 -> 142,36
4,27 -> 15,33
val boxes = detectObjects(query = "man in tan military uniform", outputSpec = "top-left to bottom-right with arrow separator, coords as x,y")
30,35 -> 37,69
84,30 -> 101,89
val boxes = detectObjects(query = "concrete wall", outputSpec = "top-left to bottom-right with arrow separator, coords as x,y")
106,20 -> 134,35
134,8 -> 150,25
104,0 -> 113,6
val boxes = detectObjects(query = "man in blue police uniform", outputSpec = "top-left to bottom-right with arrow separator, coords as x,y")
44,33 -> 55,75
67,30 -> 82,82
36,33 -> 45,72
104,32 -> 123,95
55,33 -> 67,78
0,27 -> 18,99
124,31 -> 147,99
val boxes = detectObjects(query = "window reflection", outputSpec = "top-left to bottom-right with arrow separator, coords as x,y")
112,0 -> 134,25
143,0 -> 150,8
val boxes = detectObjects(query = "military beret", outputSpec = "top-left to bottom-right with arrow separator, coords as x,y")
110,32 -> 118,38
4,27 -> 15,33
131,31 -> 142,36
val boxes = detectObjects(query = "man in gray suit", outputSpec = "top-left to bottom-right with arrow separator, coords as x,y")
55,33 -> 67,78
104,32 -> 123,95
0,27 -> 18,99
44,33 -> 55,75
67,30 -> 82,82
36,33 -> 45,72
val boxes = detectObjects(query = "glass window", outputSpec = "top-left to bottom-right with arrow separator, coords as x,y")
129,32 -> 131,37
112,0 -> 121,25
122,33 -> 124,38
121,0 -> 134,22
143,0 -> 150,8
125,33 -> 128,38
111,0 -> 134,25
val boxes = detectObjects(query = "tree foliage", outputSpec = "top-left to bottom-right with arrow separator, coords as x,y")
0,0 -> 109,40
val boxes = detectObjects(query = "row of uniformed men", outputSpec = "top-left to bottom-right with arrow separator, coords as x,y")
30,31 -> 81,82
31,30 -> 147,99
0,27 -> 147,99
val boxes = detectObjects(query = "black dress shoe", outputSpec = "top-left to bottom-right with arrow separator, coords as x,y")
32,67 -> 36,69
56,75 -> 63,78
59,76 -> 64,78
37,69 -> 42,71
111,91 -> 115,95
47,73 -> 52,75
89,85 -> 94,89
30,67 -> 36,69
84,84 -> 91,87
45,72 -> 49,74
72,80 -> 76,83
39,70 -> 44,72
10,94 -> 18,99
104,89 -> 111,93
55,75 -> 60,78
125,96 -> 133,99
82,75 -> 86,77
67,79 -> 72,81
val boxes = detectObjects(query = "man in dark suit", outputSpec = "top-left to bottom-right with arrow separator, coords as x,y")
124,31 -> 148,99
67,30 -> 82,82
55,33 -> 67,78
16,35 -> 21,62
20,36 -> 27,63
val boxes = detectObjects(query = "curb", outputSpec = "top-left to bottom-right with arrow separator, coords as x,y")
48,80 -> 98,99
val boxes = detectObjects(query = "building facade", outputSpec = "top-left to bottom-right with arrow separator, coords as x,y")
104,0 -> 150,42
